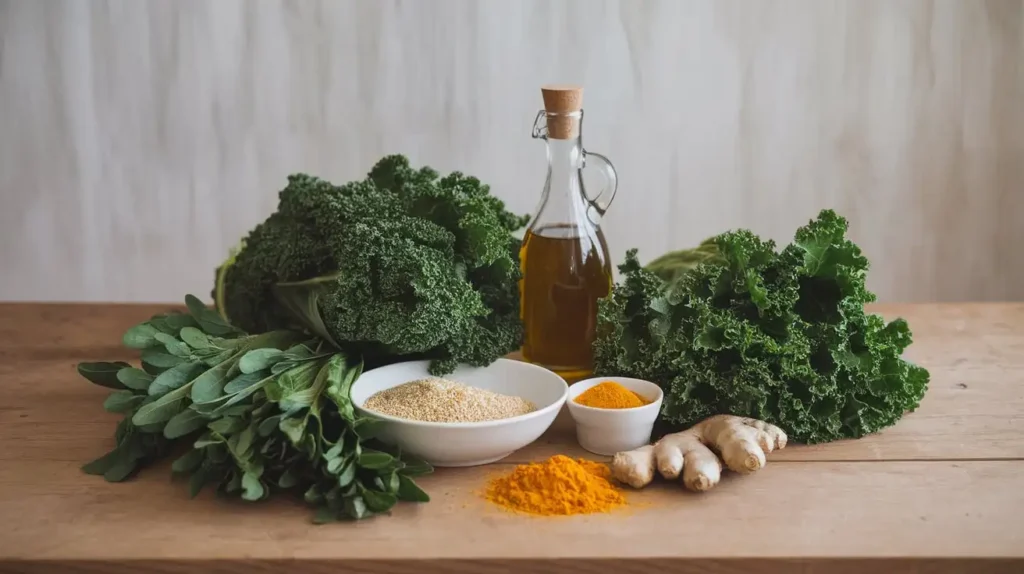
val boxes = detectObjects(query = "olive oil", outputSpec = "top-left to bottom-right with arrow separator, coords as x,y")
520,224 -> 612,380
520,85 -> 619,381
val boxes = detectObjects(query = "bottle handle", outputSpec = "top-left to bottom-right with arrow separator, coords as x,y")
582,150 -> 618,215
531,110 -> 548,140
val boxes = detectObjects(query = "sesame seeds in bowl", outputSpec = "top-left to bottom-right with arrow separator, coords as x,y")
350,359 -> 568,467
363,377 -> 537,423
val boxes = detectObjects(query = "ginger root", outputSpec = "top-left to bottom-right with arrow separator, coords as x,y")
610,415 -> 787,491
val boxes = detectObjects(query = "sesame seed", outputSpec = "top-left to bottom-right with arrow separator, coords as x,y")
363,378 -> 536,423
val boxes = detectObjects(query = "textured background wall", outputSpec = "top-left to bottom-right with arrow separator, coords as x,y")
1,0 -> 1022,303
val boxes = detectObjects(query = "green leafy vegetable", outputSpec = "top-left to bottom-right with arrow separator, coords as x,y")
215,155 -> 530,375
103,390 -> 144,413
78,361 -> 132,389
164,409 -> 209,439
147,362 -> 205,396
79,294 -> 433,524
239,348 -> 285,374
593,209 -> 930,444
185,294 -> 241,337
116,368 -> 154,391
179,326 -> 211,349
123,324 -> 161,349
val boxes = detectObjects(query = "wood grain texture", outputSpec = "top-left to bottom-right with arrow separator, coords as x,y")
0,460 -> 1022,561
0,303 -> 1022,572
1,0 -> 1023,304
1,561 -> 1023,574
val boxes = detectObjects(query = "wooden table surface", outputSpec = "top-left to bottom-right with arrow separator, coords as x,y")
0,303 -> 1022,573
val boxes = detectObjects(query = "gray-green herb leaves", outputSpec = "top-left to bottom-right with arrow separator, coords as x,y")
185,294 -> 239,337
79,294 -> 432,524
147,362 -> 201,396
123,324 -> 161,349
179,327 -> 211,349
239,348 -> 284,373
357,450 -> 393,469
116,368 -> 154,391
104,390 -> 143,413
164,409 -> 208,439
78,361 -> 132,389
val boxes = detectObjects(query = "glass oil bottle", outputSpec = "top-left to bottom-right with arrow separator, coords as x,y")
519,85 -> 617,381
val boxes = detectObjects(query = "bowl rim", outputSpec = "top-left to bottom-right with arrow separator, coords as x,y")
566,375 -> 664,414
351,358 -> 569,429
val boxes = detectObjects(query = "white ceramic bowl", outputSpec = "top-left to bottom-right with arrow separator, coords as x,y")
566,376 -> 664,456
351,359 -> 568,467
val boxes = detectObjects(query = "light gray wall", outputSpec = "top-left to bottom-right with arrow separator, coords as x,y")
1,0 -> 1022,303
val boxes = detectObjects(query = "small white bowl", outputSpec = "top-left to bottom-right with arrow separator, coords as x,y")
566,376 -> 664,456
351,359 -> 568,467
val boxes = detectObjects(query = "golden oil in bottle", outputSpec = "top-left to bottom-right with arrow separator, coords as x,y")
520,224 -> 613,380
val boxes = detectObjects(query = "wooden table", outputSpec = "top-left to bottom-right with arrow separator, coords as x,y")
0,303 -> 1021,573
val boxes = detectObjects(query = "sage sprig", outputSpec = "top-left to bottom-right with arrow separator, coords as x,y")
79,294 -> 433,523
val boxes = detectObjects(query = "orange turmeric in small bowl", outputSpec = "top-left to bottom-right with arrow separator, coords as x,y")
573,381 -> 651,409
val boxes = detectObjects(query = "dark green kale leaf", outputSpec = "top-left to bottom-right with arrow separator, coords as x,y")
593,209 -> 929,444
218,155 -> 530,374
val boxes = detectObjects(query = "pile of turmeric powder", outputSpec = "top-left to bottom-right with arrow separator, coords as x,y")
574,381 -> 650,409
484,455 -> 626,516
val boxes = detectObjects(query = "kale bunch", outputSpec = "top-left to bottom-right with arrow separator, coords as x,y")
218,155 -> 529,374
593,209 -> 929,444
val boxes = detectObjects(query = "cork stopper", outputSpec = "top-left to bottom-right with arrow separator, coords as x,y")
541,85 -> 583,139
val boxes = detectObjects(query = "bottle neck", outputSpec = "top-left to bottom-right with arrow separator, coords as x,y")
533,135 -> 589,233
546,136 -> 582,183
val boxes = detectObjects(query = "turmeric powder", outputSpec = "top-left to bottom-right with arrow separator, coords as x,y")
574,381 -> 650,409
484,455 -> 626,516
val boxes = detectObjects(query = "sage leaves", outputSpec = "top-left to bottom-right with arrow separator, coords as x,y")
397,475 -> 430,502
164,409 -> 209,439
81,417 -> 169,482
116,368 -> 154,391
357,450 -> 393,469
123,323 -> 161,349
239,348 -> 284,373
179,327 -> 211,349
79,294 -> 432,524
185,294 -> 239,337
78,361 -> 132,389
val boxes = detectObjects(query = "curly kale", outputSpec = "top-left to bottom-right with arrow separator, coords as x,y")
593,209 -> 929,444
217,155 -> 530,374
